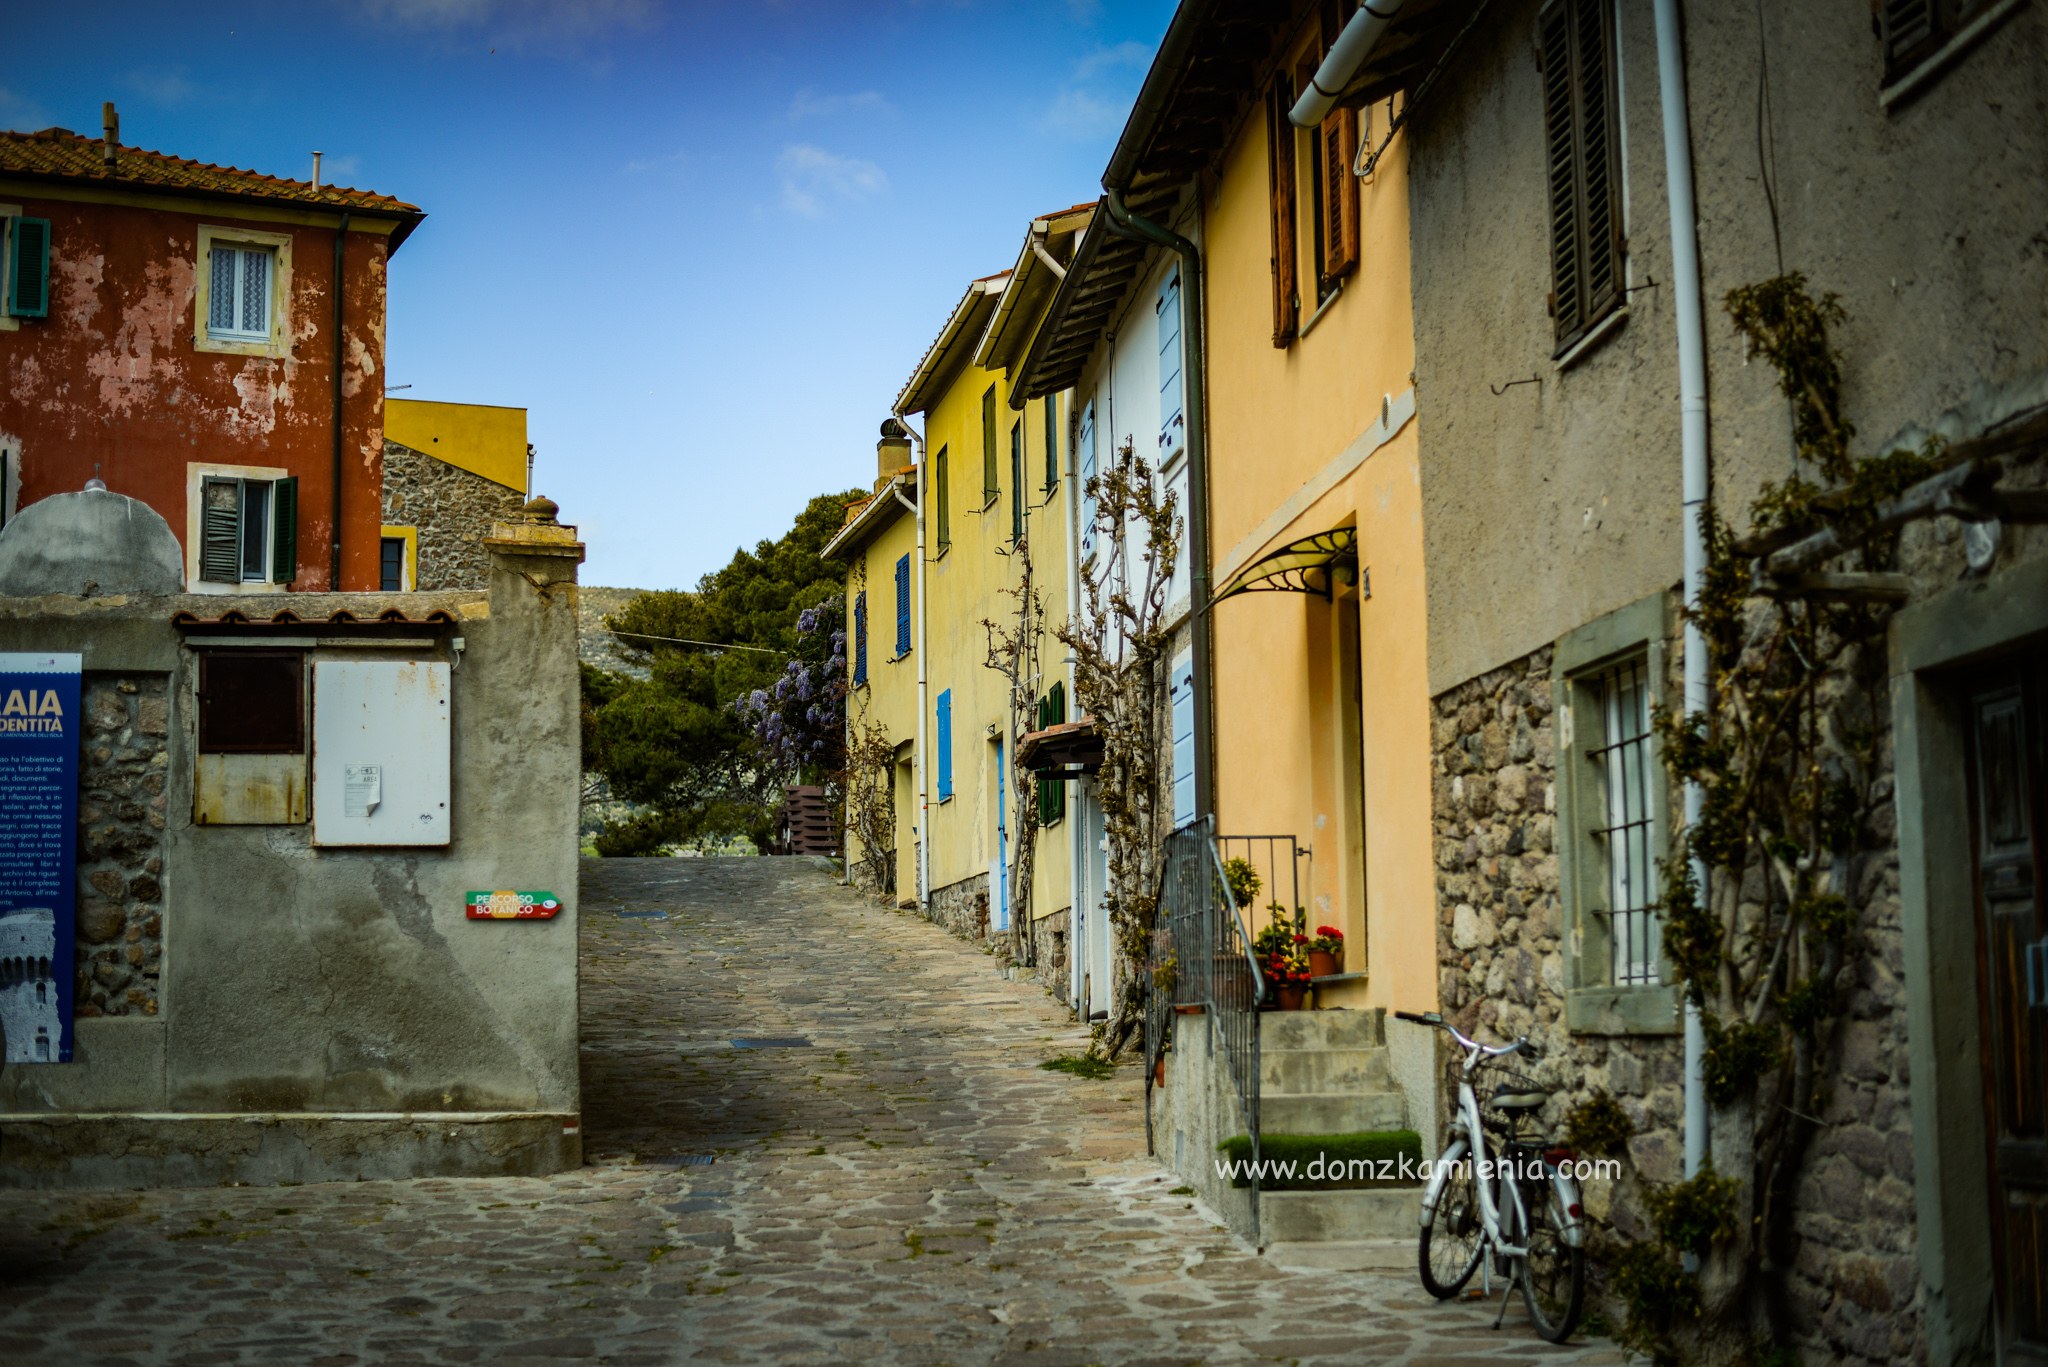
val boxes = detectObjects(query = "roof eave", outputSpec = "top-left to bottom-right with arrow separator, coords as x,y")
895,277 -> 1006,416
0,167 -> 427,253
820,475 -> 914,563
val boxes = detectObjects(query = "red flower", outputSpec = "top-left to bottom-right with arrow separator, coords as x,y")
1316,925 -> 1344,941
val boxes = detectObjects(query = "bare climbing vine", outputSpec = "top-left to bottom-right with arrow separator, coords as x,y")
1584,274 -> 1943,1363
983,529 -> 1048,964
1056,440 -> 1180,1059
842,555 -> 898,902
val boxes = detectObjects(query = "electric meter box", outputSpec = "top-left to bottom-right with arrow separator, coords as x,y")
312,658 -> 451,846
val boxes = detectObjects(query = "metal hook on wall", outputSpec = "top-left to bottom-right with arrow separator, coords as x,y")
1490,374 -> 1541,397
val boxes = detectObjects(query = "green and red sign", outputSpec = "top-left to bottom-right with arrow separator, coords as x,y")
465,890 -> 563,920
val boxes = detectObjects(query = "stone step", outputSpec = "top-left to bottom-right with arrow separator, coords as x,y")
1260,1007 -> 1384,1052
1263,1238 -> 1415,1272
1261,1188 -> 1421,1243
1261,1091 -> 1410,1134
1259,1045 -> 1395,1095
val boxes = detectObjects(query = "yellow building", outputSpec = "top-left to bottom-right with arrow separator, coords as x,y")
825,208 -> 1088,979
381,397 -> 530,592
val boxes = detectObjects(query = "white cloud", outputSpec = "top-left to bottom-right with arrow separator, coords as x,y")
121,67 -> 198,108
0,86 -> 54,134
356,0 -> 655,51
776,144 -> 886,219
1037,41 -> 1153,141
788,89 -> 892,122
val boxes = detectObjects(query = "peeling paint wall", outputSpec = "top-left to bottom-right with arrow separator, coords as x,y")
0,191 -> 392,590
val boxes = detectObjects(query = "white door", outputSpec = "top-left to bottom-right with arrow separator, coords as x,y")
1083,781 -> 1112,1018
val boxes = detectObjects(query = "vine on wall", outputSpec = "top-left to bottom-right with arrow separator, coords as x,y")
1582,274 -> 1942,1362
1057,441 -> 1180,1058
983,528 -> 1048,962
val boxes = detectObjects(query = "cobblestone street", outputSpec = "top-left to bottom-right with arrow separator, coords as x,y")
0,858 -> 1627,1365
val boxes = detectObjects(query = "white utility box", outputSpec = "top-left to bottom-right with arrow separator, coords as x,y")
312,658 -> 451,846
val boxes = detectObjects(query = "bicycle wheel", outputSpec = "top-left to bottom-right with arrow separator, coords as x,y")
1417,1149 -> 1483,1299
1518,1182 -> 1586,1343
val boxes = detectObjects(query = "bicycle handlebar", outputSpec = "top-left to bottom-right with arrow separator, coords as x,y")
1392,1008 -> 1542,1062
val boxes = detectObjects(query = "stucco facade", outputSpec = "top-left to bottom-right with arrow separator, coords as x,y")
0,126 -> 419,593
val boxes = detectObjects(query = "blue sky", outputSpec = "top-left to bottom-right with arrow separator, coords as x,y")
6,0 -> 1176,588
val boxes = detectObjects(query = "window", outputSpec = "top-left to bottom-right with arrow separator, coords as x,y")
981,385 -> 999,504
935,446 -> 951,550
1042,397 -> 1060,493
936,688 -> 954,801
852,590 -> 868,686
1540,0 -> 1625,357
1264,9 -> 1361,347
894,554 -> 912,658
380,537 -> 406,592
1882,0 -> 2015,90
199,474 -> 298,586
5,213 -> 50,320
1157,270 -> 1186,466
1170,655 -> 1196,829
197,651 -> 305,754
1586,656 -> 1658,985
1036,682 -> 1067,826
208,243 -> 273,343
1555,591 -> 1677,1034
195,225 -> 290,358
1010,420 -> 1025,543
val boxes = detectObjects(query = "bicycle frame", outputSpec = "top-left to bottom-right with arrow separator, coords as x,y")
1415,1018 -> 1586,1267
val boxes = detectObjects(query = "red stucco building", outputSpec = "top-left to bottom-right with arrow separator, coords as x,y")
0,110 -> 423,591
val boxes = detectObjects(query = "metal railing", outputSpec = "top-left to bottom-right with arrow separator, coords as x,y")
1147,816 -> 1268,1244
1216,833 -> 1309,949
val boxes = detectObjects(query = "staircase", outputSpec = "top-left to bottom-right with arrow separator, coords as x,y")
1257,1008 -> 1423,1247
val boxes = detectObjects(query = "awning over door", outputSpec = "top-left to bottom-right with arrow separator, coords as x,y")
1016,718 -> 1103,777
1211,527 -> 1359,605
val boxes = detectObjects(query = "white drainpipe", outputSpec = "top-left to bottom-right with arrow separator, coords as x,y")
1063,389 -> 1086,1011
890,410 -> 931,911
1290,0 -> 1408,127
1652,0 -> 1710,1180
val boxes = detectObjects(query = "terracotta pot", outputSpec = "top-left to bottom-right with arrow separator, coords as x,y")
1308,949 -> 1341,980
1276,983 -> 1308,1012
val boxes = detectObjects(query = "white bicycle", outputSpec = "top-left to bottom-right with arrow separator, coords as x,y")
1394,1009 -> 1588,1344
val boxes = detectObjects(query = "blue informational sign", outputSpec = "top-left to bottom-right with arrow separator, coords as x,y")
0,652 -> 80,1064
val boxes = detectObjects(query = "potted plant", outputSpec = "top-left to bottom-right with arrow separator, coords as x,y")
1221,857 -> 1262,912
1308,924 -> 1345,980
1271,950 -> 1312,1011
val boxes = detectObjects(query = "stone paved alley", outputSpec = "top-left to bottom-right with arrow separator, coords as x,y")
0,858 -> 1627,1365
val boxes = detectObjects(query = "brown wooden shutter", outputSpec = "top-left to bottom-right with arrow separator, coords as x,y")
1540,0 -> 1624,355
1266,83 -> 1299,347
1882,0 -> 1941,77
1320,104 -> 1360,283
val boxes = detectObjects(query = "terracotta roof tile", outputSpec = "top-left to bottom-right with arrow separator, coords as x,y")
0,127 -> 422,220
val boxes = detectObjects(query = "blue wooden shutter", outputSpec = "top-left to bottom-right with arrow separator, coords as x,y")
852,591 -> 868,685
894,554 -> 911,657
1078,402 -> 1097,562
936,689 -> 953,800
8,217 -> 51,319
1157,271 -> 1184,465
1170,657 -> 1196,828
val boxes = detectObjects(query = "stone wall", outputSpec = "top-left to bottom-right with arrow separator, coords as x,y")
75,674 -> 167,1018
1430,643 -> 1919,1364
381,441 -> 524,591
926,871 -> 990,943
1025,906 -> 1068,992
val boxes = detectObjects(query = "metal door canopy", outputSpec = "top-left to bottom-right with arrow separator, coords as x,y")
312,658 -> 450,846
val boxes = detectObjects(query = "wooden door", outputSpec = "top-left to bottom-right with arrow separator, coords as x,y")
1967,651 -> 2048,1362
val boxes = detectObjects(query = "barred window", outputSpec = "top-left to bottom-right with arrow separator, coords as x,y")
1586,655 -> 1659,986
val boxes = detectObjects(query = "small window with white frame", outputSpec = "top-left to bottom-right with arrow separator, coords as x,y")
1555,590 -> 1678,1035
195,225 -> 291,357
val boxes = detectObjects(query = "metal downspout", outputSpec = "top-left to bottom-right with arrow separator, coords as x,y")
1652,0 -> 1710,1180
1064,394 -> 1087,1012
1100,187 -> 1214,826
891,411 -> 932,912
331,212 -> 350,588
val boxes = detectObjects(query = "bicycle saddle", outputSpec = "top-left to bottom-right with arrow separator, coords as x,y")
1489,1085 -> 1549,1113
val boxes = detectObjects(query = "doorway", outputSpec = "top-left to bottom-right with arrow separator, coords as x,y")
1965,648 -> 2048,1362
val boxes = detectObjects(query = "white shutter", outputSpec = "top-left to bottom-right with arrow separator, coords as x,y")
1170,655 -> 1195,828
1157,271 -> 1184,466
1078,401 -> 1097,563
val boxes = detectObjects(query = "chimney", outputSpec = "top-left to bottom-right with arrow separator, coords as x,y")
101,102 -> 118,170
311,151 -> 323,189
876,418 -> 912,488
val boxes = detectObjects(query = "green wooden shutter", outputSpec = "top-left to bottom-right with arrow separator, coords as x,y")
1042,398 -> 1059,492
981,386 -> 998,500
8,217 -> 51,319
269,477 -> 298,585
935,446 -> 951,549
199,479 -> 241,584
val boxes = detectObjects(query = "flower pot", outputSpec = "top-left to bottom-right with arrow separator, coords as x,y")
1308,949 -> 1341,980
1276,983 -> 1308,1012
